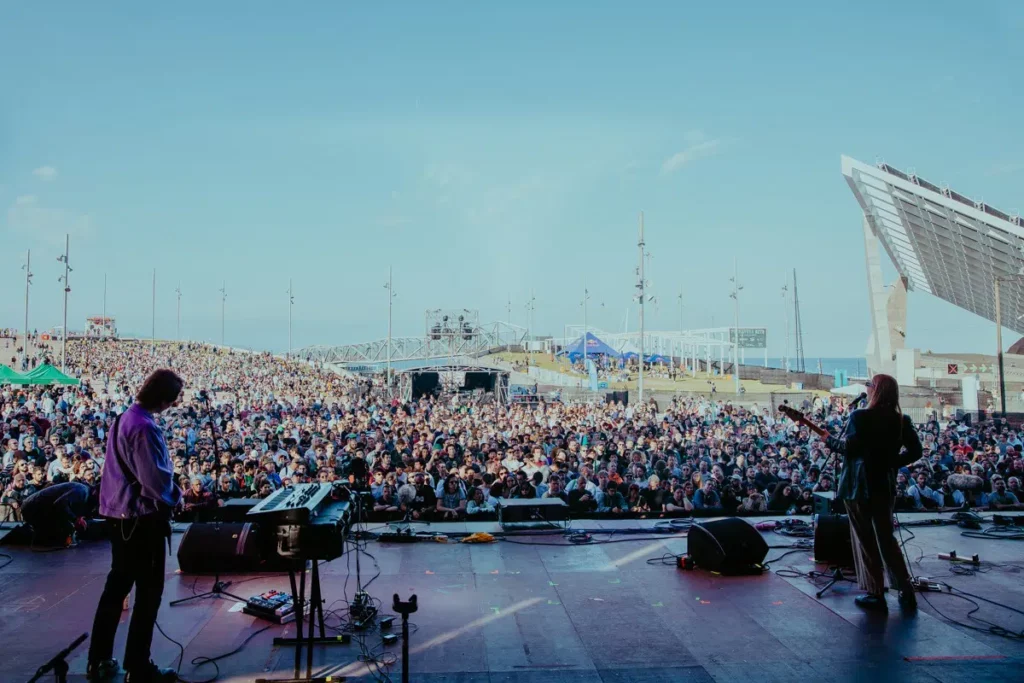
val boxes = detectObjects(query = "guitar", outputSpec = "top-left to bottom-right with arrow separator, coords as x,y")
777,404 -> 830,440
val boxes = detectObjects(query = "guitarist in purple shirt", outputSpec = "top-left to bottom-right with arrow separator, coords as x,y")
87,369 -> 183,683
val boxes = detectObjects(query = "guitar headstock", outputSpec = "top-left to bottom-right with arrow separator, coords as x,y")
777,404 -> 803,422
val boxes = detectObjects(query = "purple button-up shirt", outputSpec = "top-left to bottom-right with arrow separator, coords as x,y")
99,403 -> 181,519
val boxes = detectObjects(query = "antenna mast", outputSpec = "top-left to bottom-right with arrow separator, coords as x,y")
793,268 -> 806,372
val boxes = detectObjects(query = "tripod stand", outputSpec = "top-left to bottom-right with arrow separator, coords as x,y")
816,565 -> 854,599
170,572 -> 248,606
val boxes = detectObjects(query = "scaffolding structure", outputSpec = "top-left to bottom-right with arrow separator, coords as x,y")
296,320 -> 527,365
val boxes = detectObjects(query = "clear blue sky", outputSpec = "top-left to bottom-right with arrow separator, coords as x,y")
2,2 -> 1023,356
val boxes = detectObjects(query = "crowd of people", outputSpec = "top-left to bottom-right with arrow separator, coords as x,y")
1,338 -> 1022,537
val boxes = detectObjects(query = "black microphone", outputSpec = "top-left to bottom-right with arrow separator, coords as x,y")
848,392 -> 867,408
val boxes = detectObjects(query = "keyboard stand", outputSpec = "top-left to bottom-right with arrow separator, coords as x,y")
256,560 -> 346,683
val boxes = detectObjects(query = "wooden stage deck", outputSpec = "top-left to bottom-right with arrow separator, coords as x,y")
1,516 -> 1023,683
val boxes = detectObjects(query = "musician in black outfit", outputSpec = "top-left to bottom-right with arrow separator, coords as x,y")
826,373 -> 921,611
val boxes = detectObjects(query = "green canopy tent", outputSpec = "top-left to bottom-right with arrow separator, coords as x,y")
20,363 -> 81,386
0,365 -> 33,385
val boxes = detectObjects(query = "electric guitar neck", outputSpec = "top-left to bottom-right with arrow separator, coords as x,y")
777,405 -> 830,440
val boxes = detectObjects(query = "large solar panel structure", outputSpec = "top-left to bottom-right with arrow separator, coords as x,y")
843,155 -> 1024,378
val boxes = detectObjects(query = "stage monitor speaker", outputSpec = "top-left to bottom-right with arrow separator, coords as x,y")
687,518 -> 768,574
813,514 -> 854,568
812,491 -> 843,518
196,498 -> 259,523
177,522 -> 265,574
605,390 -> 628,406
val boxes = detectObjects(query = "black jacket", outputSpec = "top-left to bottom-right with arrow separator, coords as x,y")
21,482 -> 92,535
827,408 -> 922,501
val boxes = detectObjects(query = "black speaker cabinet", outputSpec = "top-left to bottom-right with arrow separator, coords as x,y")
814,514 -> 854,568
197,498 -> 259,523
687,518 -> 768,574
177,522 -> 266,574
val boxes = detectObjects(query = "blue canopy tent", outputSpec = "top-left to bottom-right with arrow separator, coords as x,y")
559,332 -> 621,361
646,354 -> 672,364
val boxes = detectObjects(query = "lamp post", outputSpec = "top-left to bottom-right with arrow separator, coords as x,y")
219,282 -> 227,346
22,250 -> 33,371
287,279 -> 295,359
524,291 -> 536,366
729,258 -> 743,394
151,269 -> 156,353
581,285 -> 590,365
384,268 -> 396,390
677,287 -> 684,372
636,211 -> 646,403
782,277 -> 790,372
175,282 -> 182,341
57,235 -> 72,372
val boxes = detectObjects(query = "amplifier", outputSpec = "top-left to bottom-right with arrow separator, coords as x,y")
199,498 -> 259,523
813,491 -> 843,517
496,498 -> 569,529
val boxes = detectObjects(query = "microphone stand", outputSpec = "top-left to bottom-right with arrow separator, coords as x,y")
27,633 -> 87,683
792,396 -> 864,599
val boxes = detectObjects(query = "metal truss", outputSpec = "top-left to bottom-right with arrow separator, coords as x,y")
844,155 -> 1024,334
296,321 -> 527,365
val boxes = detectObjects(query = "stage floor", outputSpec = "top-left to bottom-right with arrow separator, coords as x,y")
2,516 -> 1023,683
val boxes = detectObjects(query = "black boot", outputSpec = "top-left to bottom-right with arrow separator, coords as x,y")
125,661 -> 177,683
898,581 -> 918,610
854,594 -> 888,611
86,658 -> 121,682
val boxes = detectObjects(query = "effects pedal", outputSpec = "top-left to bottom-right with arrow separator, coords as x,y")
911,577 -> 945,592
350,591 -> 378,623
244,590 -> 300,624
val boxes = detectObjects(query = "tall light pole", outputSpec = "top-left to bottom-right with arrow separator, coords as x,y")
781,276 -> 790,372
729,258 -> 743,394
677,287 -> 684,370
636,211 -> 646,403
175,282 -> 182,341
57,235 -> 72,372
22,250 -> 33,371
384,268 -> 396,389
524,290 -> 536,366
506,293 -> 512,326
287,279 -> 295,359
151,269 -> 156,352
581,285 -> 590,365
219,282 -> 227,346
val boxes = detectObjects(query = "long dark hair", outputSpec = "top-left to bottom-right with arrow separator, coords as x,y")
867,373 -> 901,415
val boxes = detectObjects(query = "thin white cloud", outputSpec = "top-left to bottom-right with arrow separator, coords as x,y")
32,166 -> 58,181
659,139 -> 724,174
7,196 -> 93,246
661,135 -> 723,174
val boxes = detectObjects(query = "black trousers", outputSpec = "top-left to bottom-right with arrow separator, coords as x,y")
845,497 -> 911,595
88,516 -> 170,670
